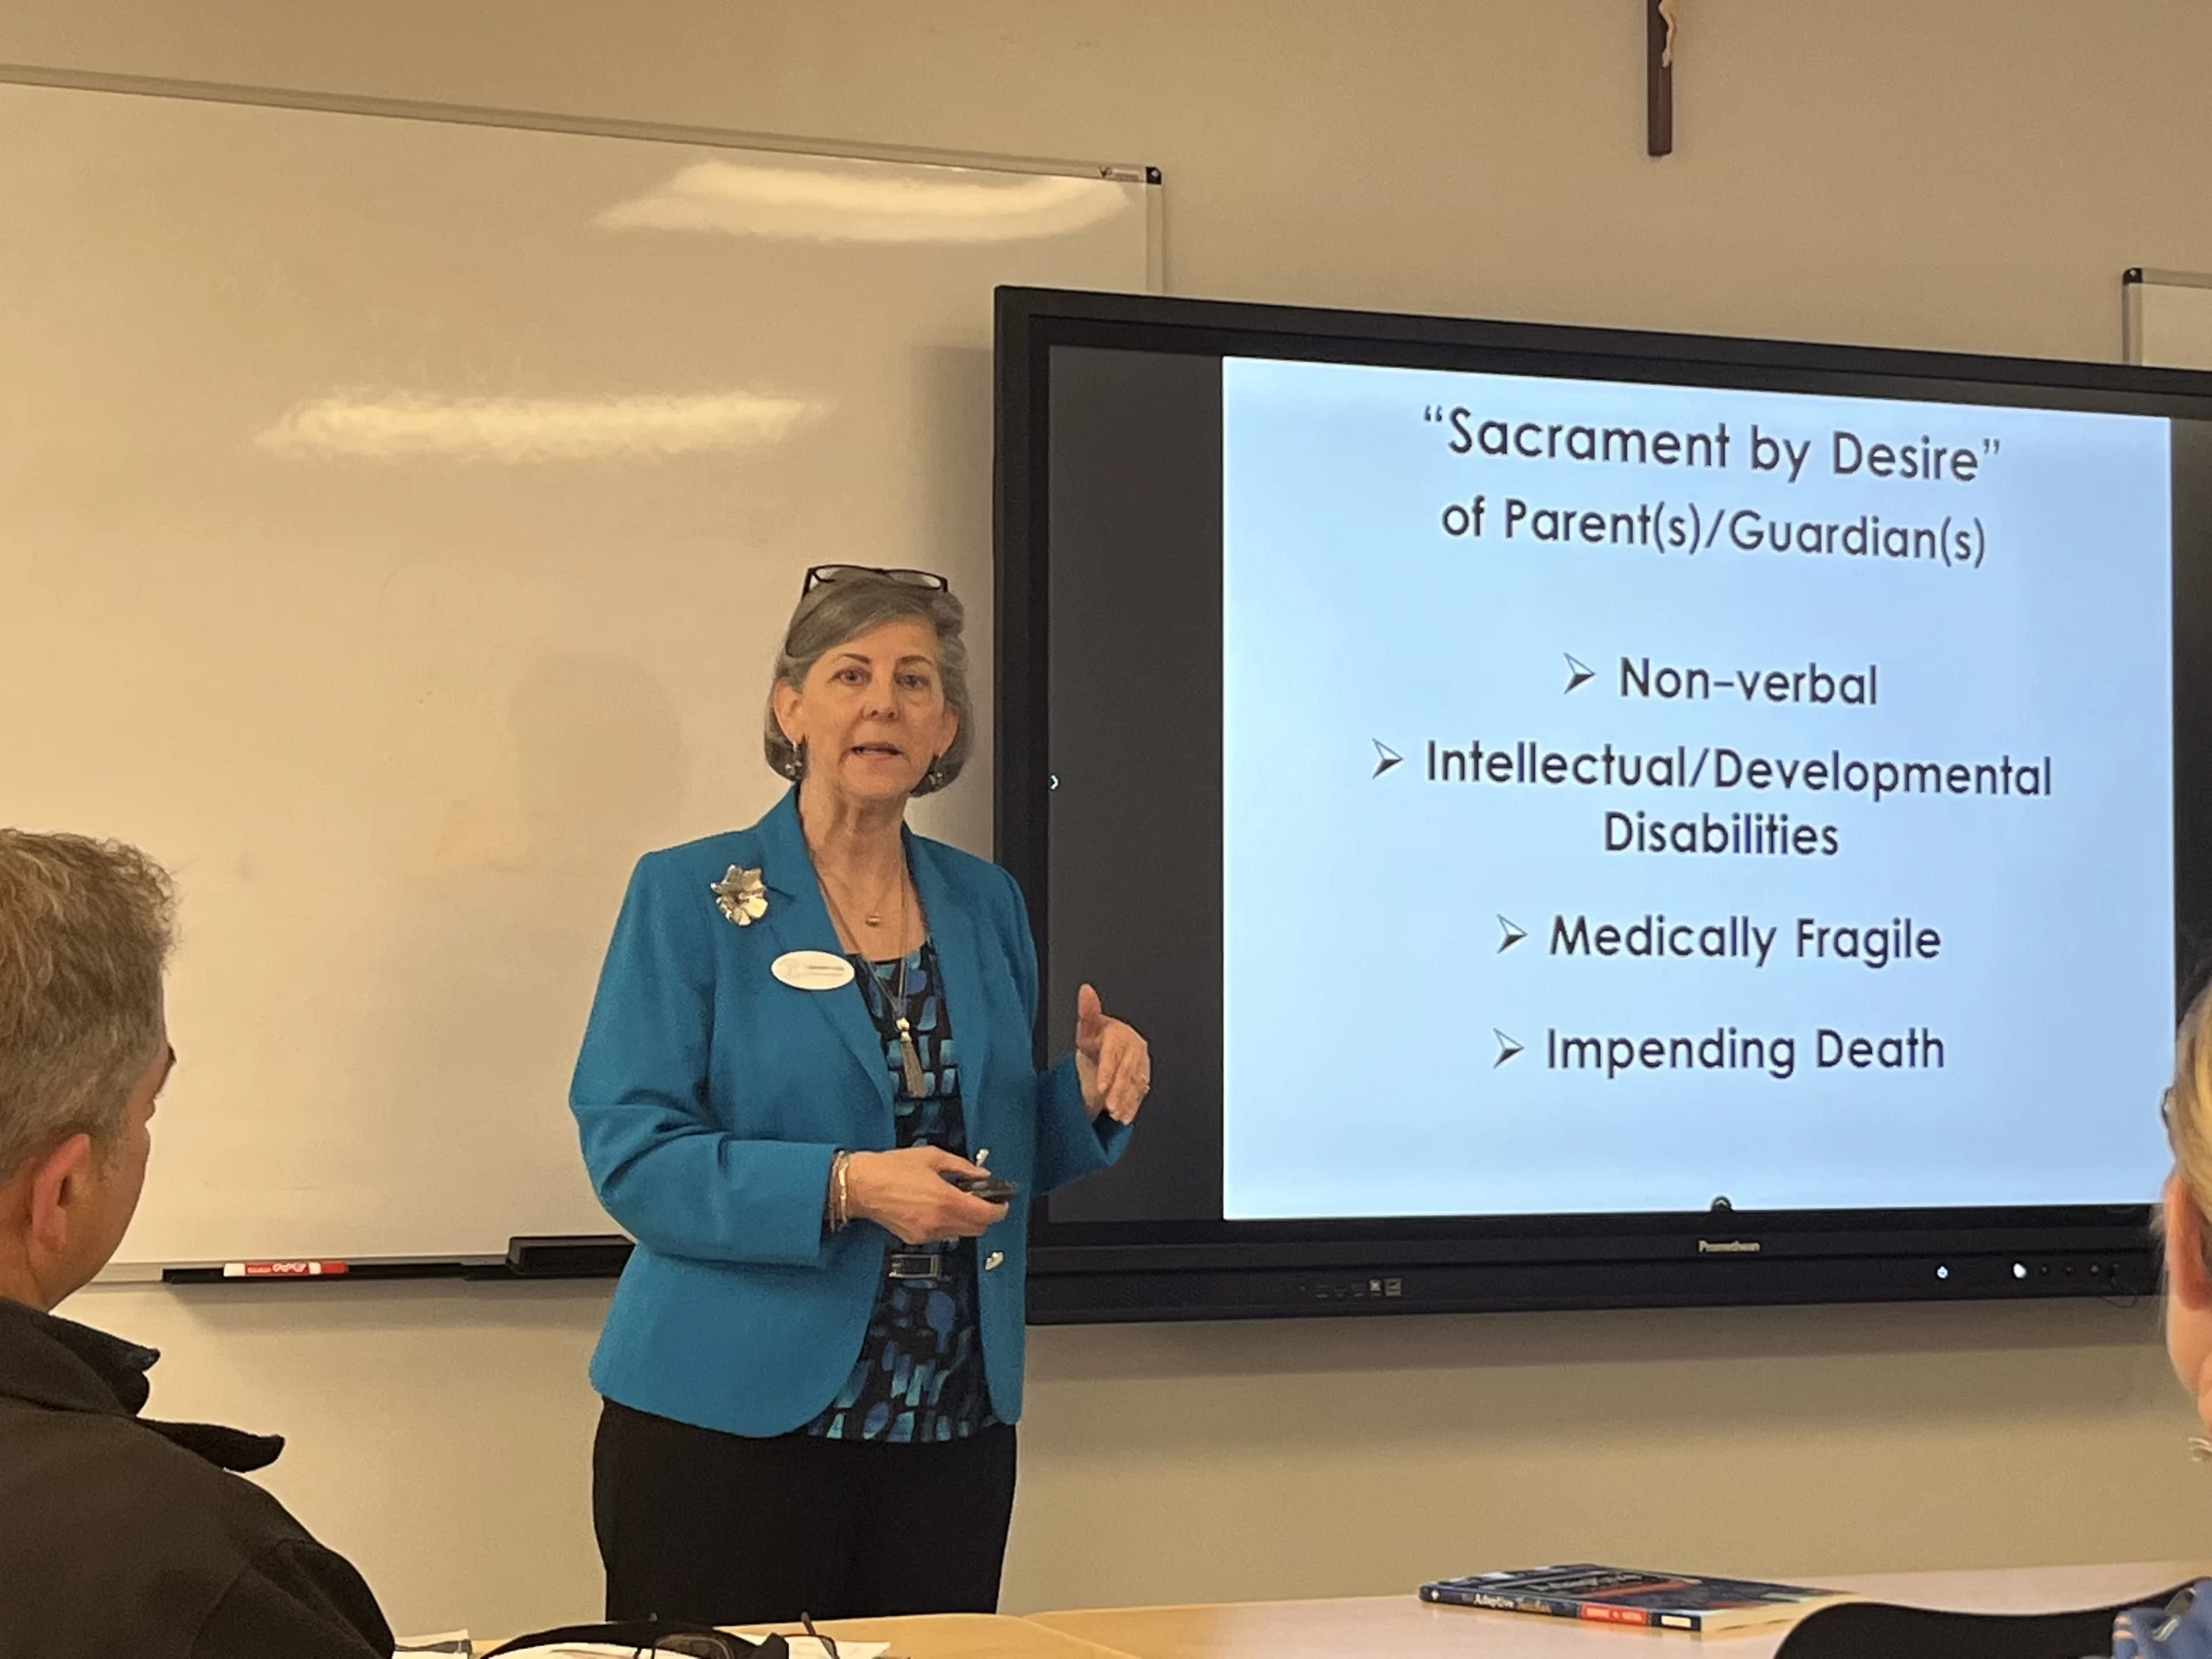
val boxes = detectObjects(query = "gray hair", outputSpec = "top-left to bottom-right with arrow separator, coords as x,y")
0,831 -> 176,1180
762,575 -> 973,795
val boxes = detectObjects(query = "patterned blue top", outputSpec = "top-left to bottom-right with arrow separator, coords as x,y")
802,940 -> 996,1443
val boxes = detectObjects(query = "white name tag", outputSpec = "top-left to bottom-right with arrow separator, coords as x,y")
772,950 -> 856,991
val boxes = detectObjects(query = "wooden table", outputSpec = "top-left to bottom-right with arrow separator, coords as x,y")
737,1612 -> 1135,1659
1026,1563 -> 2203,1658
483,1565 -> 2204,1656
478,1612 -> 1131,1659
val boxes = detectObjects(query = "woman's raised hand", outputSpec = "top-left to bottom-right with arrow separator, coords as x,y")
1075,982 -> 1152,1124
842,1146 -> 1007,1244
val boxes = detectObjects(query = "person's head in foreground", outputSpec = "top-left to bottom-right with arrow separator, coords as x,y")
2165,979 -> 2212,1432
0,830 -> 175,1308
2070,995 -> 2212,1654
0,829 -> 393,1659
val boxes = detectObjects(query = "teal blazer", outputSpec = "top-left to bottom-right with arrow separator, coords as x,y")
570,789 -> 1127,1436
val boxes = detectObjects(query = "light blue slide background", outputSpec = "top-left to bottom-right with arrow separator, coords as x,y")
1221,357 -> 2173,1220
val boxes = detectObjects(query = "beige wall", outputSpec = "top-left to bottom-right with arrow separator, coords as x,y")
14,0 -> 2212,1638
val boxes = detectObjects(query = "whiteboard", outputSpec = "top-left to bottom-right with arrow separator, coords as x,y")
0,74 -> 1157,1266
2124,268 -> 2212,368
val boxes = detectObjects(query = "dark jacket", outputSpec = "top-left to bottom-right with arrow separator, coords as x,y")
0,1295 -> 394,1659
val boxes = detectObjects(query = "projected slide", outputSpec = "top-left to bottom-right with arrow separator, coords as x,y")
1220,358 -> 2175,1220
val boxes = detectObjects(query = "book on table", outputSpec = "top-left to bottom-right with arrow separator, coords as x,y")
1421,1564 -> 1853,1633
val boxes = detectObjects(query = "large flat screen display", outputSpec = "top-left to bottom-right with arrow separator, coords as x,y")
996,288 -> 2212,1323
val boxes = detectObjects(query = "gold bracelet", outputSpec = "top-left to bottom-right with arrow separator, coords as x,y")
831,1149 -> 852,1230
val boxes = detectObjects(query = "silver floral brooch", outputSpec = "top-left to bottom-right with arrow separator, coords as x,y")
711,866 -> 767,926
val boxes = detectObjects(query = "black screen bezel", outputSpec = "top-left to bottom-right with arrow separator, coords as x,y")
996,283 -> 2212,1317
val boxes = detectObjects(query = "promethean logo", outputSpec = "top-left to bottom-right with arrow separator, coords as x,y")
1698,1239 -> 1761,1254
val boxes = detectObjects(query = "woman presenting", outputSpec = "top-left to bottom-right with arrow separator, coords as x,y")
572,565 -> 1147,1624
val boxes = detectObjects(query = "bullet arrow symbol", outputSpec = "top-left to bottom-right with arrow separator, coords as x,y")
1564,653 -> 1594,694
1497,915 -> 1526,951
1371,740 -> 1404,778
1494,1029 -> 1523,1066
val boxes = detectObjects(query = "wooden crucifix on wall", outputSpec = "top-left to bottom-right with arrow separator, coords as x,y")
1648,0 -> 1678,156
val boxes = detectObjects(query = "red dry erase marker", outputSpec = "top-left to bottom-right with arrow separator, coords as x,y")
221,1261 -> 350,1279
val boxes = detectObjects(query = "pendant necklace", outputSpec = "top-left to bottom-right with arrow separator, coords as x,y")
812,842 -> 895,931
843,871 -> 894,929
887,875 -> 926,1097
853,868 -> 890,928
819,861 -> 927,1096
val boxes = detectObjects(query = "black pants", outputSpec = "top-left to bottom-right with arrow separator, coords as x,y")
593,1398 -> 1018,1624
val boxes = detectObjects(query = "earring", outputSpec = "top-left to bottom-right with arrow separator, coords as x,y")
786,737 -> 808,782
921,754 -> 948,791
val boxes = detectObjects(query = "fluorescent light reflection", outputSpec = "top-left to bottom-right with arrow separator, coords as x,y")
257,390 -> 815,461
597,158 -> 1126,243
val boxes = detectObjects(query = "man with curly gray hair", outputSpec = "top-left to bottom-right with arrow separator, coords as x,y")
0,830 -> 394,1659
